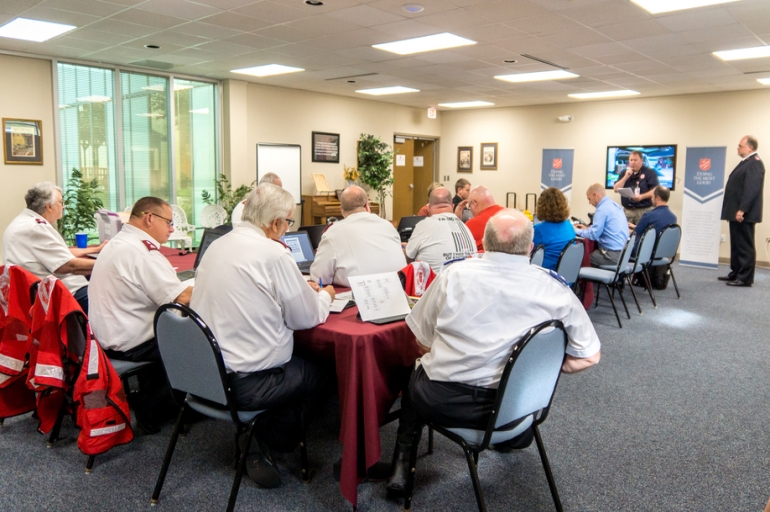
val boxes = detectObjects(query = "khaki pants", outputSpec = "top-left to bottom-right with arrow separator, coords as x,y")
624,206 -> 653,225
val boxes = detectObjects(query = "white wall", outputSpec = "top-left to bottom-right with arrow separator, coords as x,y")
0,54 -> 57,239
439,89 -> 770,261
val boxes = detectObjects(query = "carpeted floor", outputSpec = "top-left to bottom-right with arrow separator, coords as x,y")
1,263 -> 768,511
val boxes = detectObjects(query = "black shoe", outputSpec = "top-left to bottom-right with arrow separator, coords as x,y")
386,443 -> 411,498
717,275 -> 736,281
246,450 -> 281,488
726,280 -> 751,287
492,427 -> 534,453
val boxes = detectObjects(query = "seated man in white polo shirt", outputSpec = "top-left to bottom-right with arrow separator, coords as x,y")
387,209 -> 602,496
191,183 -> 335,488
89,196 -> 192,433
2,181 -> 104,313
406,187 -> 477,273
310,185 -> 406,287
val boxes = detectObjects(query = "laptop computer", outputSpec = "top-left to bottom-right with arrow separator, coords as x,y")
396,215 -> 426,242
298,224 -> 327,252
176,226 -> 231,281
280,231 -> 315,274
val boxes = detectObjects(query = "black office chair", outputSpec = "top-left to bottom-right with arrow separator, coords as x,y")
299,224 -> 327,251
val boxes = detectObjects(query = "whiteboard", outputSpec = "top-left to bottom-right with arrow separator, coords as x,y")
256,143 -> 301,204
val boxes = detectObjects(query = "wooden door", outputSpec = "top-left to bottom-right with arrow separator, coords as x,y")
413,139 -> 435,213
393,138 -> 414,222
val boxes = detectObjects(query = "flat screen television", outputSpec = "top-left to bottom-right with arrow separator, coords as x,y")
606,145 -> 677,190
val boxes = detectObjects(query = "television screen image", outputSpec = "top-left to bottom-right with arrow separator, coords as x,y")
606,145 -> 677,190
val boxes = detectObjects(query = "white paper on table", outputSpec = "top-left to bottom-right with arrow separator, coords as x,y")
335,291 -> 353,301
617,187 -> 635,198
329,299 -> 351,313
348,272 -> 410,322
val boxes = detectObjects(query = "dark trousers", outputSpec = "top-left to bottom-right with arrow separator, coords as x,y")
397,365 -> 496,446
73,286 -> 88,315
229,355 -> 330,453
729,221 -> 756,284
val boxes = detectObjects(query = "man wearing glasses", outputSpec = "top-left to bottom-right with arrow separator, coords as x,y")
3,181 -> 104,313
310,185 -> 406,287
89,196 -> 192,433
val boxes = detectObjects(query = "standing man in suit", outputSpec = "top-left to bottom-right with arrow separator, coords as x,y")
720,135 -> 765,287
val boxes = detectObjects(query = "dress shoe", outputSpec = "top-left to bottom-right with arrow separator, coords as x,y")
717,275 -> 736,282
726,280 -> 751,287
246,450 -> 281,488
386,443 -> 412,497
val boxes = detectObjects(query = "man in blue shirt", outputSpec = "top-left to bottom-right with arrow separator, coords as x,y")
575,184 -> 629,266
629,186 -> 677,255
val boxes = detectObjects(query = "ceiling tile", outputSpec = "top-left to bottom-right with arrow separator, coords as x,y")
467,0 -> 550,21
194,40 -> 255,57
370,19 -> 440,38
253,24 -> 307,43
415,7 -> 494,31
66,27 -> 134,45
503,13 -> 583,37
43,0 -> 126,17
285,14 -> 367,39
324,5 -> 405,27
546,27 -> 611,49
86,18 -> 158,37
232,0 -> 310,24
453,23 -> 525,43
655,8 -> 738,33
367,0 -> 457,17
145,31 -> 211,47
109,8 -> 187,29
136,0 -> 222,21
199,11 -> 270,31
560,1 -> 648,28
0,0 -> 43,17
170,20 -> 243,39
596,19 -> 670,41
222,32 -> 285,50
14,5 -> 102,26
189,0 -> 263,9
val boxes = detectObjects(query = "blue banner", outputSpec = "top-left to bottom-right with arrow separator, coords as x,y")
541,149 -> 574,200
680,147 -> 726,269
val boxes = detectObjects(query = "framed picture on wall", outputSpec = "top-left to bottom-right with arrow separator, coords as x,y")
3,118 -> 42,165
457,146 -> 473,172
480,142 -> 497,170
312,131 -> 340,163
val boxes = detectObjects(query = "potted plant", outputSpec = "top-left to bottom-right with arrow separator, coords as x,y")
58,168 -> 104,246
357,133 -> 395,219
201,173 -> 255,225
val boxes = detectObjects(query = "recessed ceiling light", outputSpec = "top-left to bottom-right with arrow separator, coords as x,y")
373,32 -> 476,55
757,78 -> 770,85
356,86 -> 420,96
76,95 -> 111,103
568,90 -> 640,99
305,0 -> 324,5
230,64 -> 304,77
144,44 -> 160,49
630,0 -> 740,14
0,17 -> 76,42
713,45 -> 770,61
438,101 -> 495,108
495,70 -> 579,83
402,4 -> 425,13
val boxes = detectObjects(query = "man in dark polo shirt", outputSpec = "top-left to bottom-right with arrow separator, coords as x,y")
613,150 -> 660,224
628,186 -> 677,256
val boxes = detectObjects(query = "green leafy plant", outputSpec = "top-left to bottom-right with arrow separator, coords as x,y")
202,173 -> 255,225
357,133 -> 395,218
58,168 -> 104,245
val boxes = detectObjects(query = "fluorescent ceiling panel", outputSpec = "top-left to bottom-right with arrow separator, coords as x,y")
568,90 -> 640,99
713,46 -> 770,61
438,101 -> 495,108
0,18 -> 76,42
631,0 -> 740,14
495,70 -> 579,83
230,64 -> 304,77
356,86 -> 419,95
757,78 -> 770,85
372,33 -> 476,56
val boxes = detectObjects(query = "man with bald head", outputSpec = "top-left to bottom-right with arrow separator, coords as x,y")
386,209 -> 602,496
406,187 -> 476,273
310,185 -> 405,287
455,185 -> 504,251
575,183 -> 629,266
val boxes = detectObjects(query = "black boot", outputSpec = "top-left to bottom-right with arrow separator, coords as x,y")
386,442 -> 411,497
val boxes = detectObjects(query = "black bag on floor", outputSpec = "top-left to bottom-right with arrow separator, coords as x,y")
649,266 -> 670,290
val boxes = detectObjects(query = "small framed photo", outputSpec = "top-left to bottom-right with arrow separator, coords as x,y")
3,118 -> 42,165
312,131 -> 340,163
480,142 -> 497,170
457,146 -> 473,172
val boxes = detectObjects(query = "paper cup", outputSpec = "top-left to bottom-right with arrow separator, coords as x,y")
75,233 -> 88,249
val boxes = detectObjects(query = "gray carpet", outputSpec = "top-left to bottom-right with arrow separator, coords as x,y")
1,263 -> 769,511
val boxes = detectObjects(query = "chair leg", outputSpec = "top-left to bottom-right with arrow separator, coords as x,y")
604,284 -> 622,328
533,426 -> 563,512
642,268 -> 657,308
427,427 -> 434,455
669,266 -> 681,298
297,408 -> 310,483
151,405 -> 188,505
85,455 -> 95,474
402,426 -> 423,512
594,283 -> 600,308
227,418 -> 258,512
47,403 -> 67,447
615,282 -> 631,319
462,445 -> 487,512
626,275 -> 642,315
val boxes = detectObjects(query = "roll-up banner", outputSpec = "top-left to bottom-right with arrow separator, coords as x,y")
541,149 -> 574,201
680,147 -> 726,269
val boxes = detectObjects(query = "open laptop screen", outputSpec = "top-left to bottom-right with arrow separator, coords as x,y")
280,231 -> 315,266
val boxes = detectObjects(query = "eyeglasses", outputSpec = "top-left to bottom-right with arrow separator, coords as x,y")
283,218 -> 295,227
142,211 -> 174,227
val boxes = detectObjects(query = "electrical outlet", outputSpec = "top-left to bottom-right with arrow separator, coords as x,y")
720,234 -> 726,243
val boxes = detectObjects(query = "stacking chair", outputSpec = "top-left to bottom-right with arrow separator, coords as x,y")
199,204 -> 228,228
530,244 -> 545,267
554,238 -> 585,290
626,226 -> 658,310
649,224 -> 682,299
401,320 -> 570,512
152,303 -> 309,512
577,234 -> 636,328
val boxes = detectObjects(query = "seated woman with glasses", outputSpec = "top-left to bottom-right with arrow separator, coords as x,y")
533,187 -> 576,270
